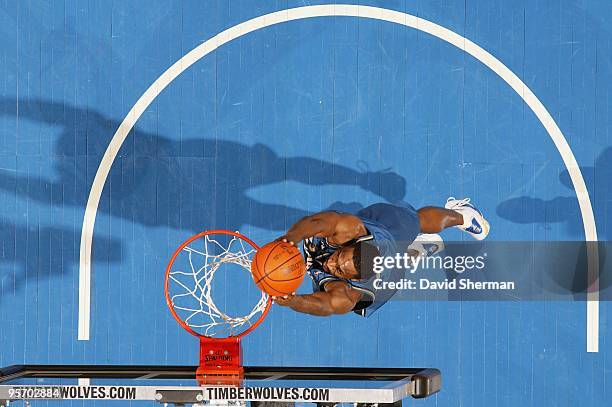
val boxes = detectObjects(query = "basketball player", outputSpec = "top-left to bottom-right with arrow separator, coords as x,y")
274,198 -> 490,316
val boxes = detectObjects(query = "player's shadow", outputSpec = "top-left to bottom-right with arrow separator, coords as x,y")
0,98 -> 406,233
496,147 -> 611,238
496,147 -> 612,296
0,219 -> 122,298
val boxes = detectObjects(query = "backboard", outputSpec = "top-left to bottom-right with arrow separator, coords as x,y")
0,365 -> 441,406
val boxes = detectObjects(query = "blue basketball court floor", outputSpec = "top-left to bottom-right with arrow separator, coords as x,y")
0,1 -> 610,406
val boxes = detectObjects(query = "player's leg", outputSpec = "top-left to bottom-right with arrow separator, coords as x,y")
417,197 -> 490,240
417,206 -> 463,233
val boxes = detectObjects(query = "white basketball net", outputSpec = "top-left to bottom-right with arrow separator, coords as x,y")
167,233 -> 269,337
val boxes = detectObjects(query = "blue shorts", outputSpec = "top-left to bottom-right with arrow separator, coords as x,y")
356,202 -> 421,247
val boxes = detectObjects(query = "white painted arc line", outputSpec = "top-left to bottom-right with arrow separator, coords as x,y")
78,4 -> 599,352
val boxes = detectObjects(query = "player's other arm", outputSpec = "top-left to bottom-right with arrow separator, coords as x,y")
275,281 -> 362,316
279,211 -> 366,245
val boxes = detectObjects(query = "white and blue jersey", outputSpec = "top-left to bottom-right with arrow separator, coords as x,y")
304,202 -> 421,317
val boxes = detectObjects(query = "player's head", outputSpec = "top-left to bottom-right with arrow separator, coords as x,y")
323,242 -> 380,281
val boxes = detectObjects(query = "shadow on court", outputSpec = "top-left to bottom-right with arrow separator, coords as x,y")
0,98 -> 407,295
0,220 -> 123,297
496,147 -> 612,294
496,147 -> 611,239
0,98 -> 406,231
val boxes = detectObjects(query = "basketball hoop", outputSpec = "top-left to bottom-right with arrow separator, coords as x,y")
164,230 -> 271,385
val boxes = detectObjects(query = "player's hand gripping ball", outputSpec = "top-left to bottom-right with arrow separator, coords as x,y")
251,241 -> 306,297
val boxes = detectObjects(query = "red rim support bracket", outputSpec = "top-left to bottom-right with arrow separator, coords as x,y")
197,337 -> 243,385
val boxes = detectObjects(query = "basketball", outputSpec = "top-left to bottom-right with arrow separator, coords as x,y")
251,241 -> 306,297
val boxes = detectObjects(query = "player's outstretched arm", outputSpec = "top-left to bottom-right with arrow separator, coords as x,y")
278,211 -> 366,245
274,281 -> 362,316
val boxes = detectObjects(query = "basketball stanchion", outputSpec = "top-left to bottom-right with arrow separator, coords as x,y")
164,230 -> 272,385
1,230 -> 442,404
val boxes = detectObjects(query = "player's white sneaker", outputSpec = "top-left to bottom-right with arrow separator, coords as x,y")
408,233 -> 445,257
444,197 -> 490,240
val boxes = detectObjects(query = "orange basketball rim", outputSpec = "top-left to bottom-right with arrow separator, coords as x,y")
164,230 -> 272,385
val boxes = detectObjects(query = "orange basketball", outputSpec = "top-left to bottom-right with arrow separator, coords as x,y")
251,241 -> 306,297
